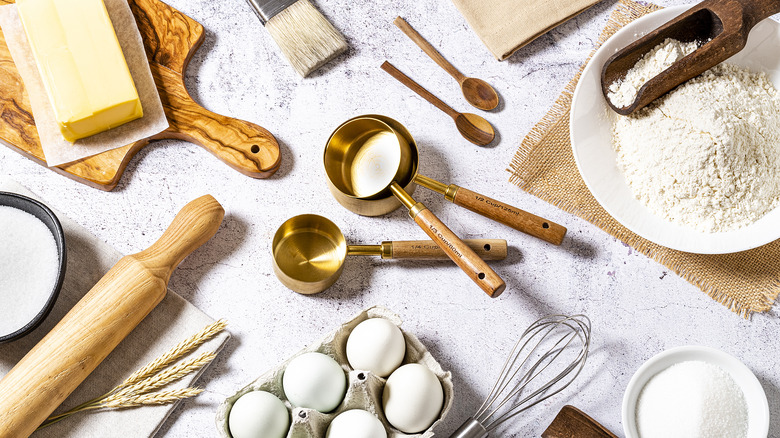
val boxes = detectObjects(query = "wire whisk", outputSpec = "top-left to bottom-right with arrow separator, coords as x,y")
449,314 -> 592,438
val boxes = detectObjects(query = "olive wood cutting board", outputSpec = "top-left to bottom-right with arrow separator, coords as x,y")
0,0 -> 281,190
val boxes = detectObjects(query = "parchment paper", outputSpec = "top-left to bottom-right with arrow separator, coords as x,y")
0,0 -> 168,166
0,177 -> 229,438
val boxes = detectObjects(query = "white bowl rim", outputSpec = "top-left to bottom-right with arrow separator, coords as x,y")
570,5 -> 780,254
621,345 -> 770,438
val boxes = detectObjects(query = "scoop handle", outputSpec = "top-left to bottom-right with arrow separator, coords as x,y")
0,196 -> 224,438
388,239 -> 507,260
453,187 -> 566,245
412,208 -> 506,297
393,17 -> 466,83
744,0 -> 780,26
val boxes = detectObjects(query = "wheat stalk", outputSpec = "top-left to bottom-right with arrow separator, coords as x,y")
37,319 -> 227,431
101,388 -> 204,408
108,351 -> 215,400
118,319 -> 227,390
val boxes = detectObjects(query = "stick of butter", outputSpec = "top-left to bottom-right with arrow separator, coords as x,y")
16,0 -> 143,142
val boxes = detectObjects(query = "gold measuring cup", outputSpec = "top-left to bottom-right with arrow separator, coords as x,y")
272,214 -> 508,294
327,115 -> 567,245
324,117 -> 505,297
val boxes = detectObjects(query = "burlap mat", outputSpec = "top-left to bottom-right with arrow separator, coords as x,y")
508,0 -> 780,317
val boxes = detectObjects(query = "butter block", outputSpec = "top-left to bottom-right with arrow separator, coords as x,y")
16,0 -> 143,142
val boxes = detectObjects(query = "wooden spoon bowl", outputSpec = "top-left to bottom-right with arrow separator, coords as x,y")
381,61 -> 496,146
461,77 -> 499,111
455,113 -> 495,146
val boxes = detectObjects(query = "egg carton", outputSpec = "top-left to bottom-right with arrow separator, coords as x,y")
215,306 -> 454,438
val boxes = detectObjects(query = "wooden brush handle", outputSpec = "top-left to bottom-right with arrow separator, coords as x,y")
381,61 -> 460,119
0,195 -> 224,438
412,208 -> 505,297
389,239 -> 507,260
450,186 -> 567,245
393,17 -> 466,83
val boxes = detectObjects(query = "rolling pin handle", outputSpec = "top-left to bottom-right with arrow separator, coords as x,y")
135,195 -> 225,279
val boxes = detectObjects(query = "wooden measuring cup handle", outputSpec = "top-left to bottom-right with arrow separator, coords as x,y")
390,239 -> 507,260
393,17 -> 466,83
451,187 -> 567,245
0,196 -> 224,438
381,61 -> 460,119
412,208 -> 506,297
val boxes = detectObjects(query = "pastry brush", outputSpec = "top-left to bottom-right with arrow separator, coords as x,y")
247,0 -> 347,77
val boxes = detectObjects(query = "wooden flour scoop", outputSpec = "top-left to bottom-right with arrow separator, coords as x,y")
0,0 -> 281,190
0,195 -> 224,437
601,0 -> 780,115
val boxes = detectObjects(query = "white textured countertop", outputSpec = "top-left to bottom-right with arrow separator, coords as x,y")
2,0 -> 778,436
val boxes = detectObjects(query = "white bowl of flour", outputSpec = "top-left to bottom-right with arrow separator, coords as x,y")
621,346 -> 769,438
571,6 -> 780,253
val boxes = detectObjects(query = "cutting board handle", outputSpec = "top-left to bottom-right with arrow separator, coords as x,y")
167,104 -> 281,178
0,195 -> 224,438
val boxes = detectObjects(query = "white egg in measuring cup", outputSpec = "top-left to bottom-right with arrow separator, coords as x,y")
326,409 -> 387,438
282,352 -> 347,412
346,317 -> 406,377
228,391 -> 290,438
382,363 -> 444,433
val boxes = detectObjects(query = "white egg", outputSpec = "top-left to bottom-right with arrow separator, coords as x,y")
282,352 -> 347,412
382,363 -> 443,433
346,318 -> 406,378
228,391 -> 289,438
326,409 -> 387,438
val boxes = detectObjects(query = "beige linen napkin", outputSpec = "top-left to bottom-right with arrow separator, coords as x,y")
450,0 -> 602,60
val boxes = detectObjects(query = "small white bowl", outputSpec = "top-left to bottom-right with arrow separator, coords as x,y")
570,6 -> 780,253
622,346 -> 770,438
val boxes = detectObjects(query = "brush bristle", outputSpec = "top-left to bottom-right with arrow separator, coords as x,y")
265,0 -> 347,77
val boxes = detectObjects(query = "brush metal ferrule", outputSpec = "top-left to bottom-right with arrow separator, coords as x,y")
448,418 -> 488,438
245,0 -> 296,24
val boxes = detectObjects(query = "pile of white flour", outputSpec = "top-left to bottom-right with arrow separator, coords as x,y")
611,40 -> 780,233
607,38 -> 699,107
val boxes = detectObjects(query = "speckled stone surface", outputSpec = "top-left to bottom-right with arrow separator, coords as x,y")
1,0 -> 778,436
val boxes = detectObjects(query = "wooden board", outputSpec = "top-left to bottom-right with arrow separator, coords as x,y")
0,0 -> 281,190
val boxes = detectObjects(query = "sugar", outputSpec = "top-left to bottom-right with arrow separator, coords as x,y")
636,360 -> 748,438
0,206 -> 60,336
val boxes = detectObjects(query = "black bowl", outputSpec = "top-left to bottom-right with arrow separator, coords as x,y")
0,192 -> 67,344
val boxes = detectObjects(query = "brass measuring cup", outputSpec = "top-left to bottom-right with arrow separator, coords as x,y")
272,214 -> 508,294
324,117 -> 505,297
327,115 -> 566,245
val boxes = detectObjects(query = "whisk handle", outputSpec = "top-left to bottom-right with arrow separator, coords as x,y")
449,418 -> 488,438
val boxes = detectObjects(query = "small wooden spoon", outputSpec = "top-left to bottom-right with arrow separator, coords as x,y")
601,0 -> 780,115
381,61 -> 495,146
394,17 -> 499,111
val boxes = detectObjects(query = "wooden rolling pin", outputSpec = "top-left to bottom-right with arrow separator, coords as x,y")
0,195 -> 224,437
